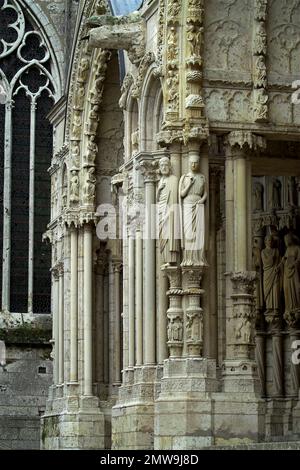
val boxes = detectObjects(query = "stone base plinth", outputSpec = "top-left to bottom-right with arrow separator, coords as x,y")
112,365 -> 157,450
154,358 -> 219,450
41,395 -> 105,450
292,394 -> 300,436
212,392 -> 266,446
265,399 -> 296,441
222,360 -> 261,393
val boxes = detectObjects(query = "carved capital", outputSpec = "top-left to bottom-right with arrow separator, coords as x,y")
231,271 -> 257,295
225,131 -> 266,154
139,160 -> 159,183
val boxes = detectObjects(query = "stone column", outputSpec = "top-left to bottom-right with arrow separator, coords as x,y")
128,234 -> 135,368
182,266 -> 205,357
58,262 -> 64,389
135,228 -> 143,366
112,259 -> 122,385
95,249 -> 105,390
208,167 -> 219,360
83,223 -> 93,396
224,132 -> 266,377
158,269 -> 168,363
52,266 -> 60,386
70,225 -> 78,384
164,266 -> 183,357
140,160 -> 158,365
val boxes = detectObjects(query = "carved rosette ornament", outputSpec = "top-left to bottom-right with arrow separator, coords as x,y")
253,0 -> 268,122
230,272 -> 257,360
182,266 -> 205,357
164,266 -> 184,357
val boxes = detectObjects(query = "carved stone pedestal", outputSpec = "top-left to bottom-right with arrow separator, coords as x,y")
112,365 -> 158,450
154,358 -> 218,449
41,395 -> 105,450
213,271 -> 266,446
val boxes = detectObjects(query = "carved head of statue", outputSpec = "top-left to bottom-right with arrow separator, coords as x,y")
189,154 -> 200,173
284,233 -> 297,247
264,235 -> 273,248
159,157 -> 171,176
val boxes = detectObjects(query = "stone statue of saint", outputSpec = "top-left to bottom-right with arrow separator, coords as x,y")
179,154 -> 207,266
261,235 -> 281,315
157,157 -> 179,266
70,170 -> 79,204
253,182 -> 264,212
253,237 -> 264,312
282,233 -> 300,317
271,178 -> 282,209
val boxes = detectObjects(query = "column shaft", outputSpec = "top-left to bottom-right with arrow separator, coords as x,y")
235,156 -> 248,272
128,236 -> 135,367
114,264 -> 121,384
58,267 -> 64,385
83,224 -> 93,396
144,181 -> 156,365
135,230 -> 143,365
70,227 -> 78,383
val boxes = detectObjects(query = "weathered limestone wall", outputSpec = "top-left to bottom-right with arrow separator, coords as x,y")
0,324 -> 52,449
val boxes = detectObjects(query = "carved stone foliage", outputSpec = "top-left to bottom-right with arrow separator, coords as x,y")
253,0 -> 268,122
268,0 -> 300,78
204,0 -> 252,73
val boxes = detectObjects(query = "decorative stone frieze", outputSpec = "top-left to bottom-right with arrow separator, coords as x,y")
253,0 -> 268,122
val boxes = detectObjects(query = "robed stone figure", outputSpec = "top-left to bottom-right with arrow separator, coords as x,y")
261,235 -> 281,314
282,233 -> 300,317
179,154 -> 207,266
157,157 -> 179,266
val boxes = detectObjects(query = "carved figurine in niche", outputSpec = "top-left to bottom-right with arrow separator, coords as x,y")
253,181 -> 264,212
90,73 -> 105,105
85,135 -> 98,165
234,317 -> 252,343
282,233 -> 300,317
71,142 -> 80,167
86,105 -> 100,135
288,176 -> 296,207
131,129 -> 139,156
254,89 -> 268,121
167,26 -> 178,63
254,56 -> 267,88
157,157 -> 179,266
166,69 -> 179,106
253,237 -> 264,313
186,312 -> 201,342
74,83 -> 85,110
167,316 -> 183,342
186,23 -> 203,58
179,154 -> 207,266
83,167 -> 97,204
261,235 -> 281,315
69,169 -> 79,204
72,112 -> 82,140
78,57 -> 90,84
271,178 -> 282,209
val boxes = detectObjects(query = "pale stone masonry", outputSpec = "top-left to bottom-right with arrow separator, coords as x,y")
2,0 -> 300,451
